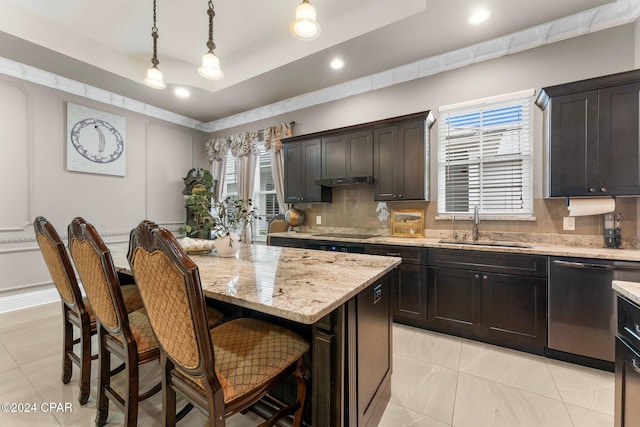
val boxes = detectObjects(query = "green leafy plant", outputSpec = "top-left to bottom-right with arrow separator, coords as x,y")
179,192 -> 259,240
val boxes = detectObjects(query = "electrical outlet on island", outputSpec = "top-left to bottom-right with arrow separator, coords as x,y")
316,215 -> 322,225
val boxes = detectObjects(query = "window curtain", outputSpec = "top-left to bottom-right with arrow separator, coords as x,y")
230,131 -> 260,242
205,138 -> 228,200
264,123 -> 293,214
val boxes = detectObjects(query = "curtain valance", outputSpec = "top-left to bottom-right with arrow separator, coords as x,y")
205,122 -> 293,162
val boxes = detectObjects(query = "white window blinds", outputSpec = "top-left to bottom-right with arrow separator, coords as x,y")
437,89 -> 534,218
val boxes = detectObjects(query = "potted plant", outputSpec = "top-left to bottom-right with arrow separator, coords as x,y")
181,194 -> 259,257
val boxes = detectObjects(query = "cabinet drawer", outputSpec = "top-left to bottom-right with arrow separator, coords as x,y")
428,248 -> 547,277
618,296 -> 640,350
367,245 -> 427,265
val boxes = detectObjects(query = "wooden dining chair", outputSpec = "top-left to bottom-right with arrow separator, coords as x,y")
67,217 -> 163,426
34,216 -> 97,404
127,220 -> 310,427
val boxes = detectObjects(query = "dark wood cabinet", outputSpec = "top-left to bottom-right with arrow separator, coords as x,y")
427,249 -> 547,354
321,130 -> 373,180
367,245 -> 428,327
283,138 -> 331,203
536,69 -> 640,197
374,118 -> 432,201
615,295 -> 640,426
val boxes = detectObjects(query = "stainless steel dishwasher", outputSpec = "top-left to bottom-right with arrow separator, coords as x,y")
548,256 -> 640,369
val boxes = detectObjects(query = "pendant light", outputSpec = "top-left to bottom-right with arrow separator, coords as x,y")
290,0 -> 320,41
143,0 -> 166,89
198,0 -> 224,80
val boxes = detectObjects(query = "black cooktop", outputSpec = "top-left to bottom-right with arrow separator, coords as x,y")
312,233 -> 378,239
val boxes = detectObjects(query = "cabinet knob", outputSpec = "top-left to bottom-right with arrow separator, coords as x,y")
392,195 -> 397,198
600,187 -> 607,193
398,194 -> 403,198
483,275 -> 488,280
589,188 -> 596,193
474,274 -> 480,279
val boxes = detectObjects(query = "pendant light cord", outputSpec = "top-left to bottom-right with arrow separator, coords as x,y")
151,0 -> 159,67
206,0 -> 216,53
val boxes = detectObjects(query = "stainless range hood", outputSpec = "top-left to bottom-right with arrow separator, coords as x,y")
315,176 -> 374,187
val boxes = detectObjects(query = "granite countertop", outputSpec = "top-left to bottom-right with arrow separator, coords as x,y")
269,232 -> 640,262
613,280 -> 640,306
109,242 -> 401,325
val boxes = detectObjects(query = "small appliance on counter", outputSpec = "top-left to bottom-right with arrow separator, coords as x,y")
604,212 -> 621,248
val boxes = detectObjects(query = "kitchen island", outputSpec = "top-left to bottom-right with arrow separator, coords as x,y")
110,242 -> 401,426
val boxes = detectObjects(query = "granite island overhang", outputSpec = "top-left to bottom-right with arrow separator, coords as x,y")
110,242 -> 401,426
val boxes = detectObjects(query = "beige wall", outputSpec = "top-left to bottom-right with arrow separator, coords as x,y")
210,24 -> 638,247
0,74 -> 208,303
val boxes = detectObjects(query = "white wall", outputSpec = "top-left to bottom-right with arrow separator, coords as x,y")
208,24 -> 636,204
0,75 -> 209,311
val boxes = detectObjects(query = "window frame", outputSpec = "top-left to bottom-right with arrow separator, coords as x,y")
437,89 -> 535,221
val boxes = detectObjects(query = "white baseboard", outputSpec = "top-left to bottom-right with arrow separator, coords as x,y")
0,287 -> 60,314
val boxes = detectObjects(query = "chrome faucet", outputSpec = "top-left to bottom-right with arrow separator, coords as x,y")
472,205 -> 479,241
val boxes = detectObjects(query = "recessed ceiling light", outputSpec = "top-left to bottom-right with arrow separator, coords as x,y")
174,87 -> 191,98
330,58 -> 344,70
468,8 -> 491,25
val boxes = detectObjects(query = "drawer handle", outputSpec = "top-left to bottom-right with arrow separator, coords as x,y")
633,359 -> 640,375
635,324 -> 640,335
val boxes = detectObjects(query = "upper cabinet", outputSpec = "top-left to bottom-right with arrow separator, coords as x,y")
321,130 -> 373,180
282,110 -> 434,203
283,138 -> 332,203
374,112 -> 435,201
536,69 -> 640,197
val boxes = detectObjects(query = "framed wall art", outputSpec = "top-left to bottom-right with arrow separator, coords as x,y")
66,103 -> 126,176
391,208 -> 425,237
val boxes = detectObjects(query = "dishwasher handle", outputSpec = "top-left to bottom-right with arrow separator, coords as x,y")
552,259 -> 640,272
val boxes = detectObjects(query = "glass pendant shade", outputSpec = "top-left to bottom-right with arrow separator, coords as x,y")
143,66 -> 166,89
290,0 -> 320,40
199,52 -> 224,80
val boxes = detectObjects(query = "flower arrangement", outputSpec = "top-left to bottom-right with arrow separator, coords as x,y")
180,190 -> 258,241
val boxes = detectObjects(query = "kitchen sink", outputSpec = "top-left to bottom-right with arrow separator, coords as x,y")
438,240 -> 531,249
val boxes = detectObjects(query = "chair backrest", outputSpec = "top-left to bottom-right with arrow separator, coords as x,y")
127,221 -> 218,381
34,216 -> 84,310
67,217 -> 128,335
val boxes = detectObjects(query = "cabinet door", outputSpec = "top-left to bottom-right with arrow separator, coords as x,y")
321,134 -> 347,180
482,273 -> 547,354
549,91 -> 598,196
347,130 -> 373,177
397,121 -> 425,200
373,126 -> 398,200
302,139 -> 325,202
615,336 -> 640,426
392,264 -> 428,326
427,267 -> 482,335
598,82 -> 640,196
283,142 -> 303,202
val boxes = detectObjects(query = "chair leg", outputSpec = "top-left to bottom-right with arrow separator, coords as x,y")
292,359 -> 309,427
161,354 -> 177,427
78,315 -> 92,405
61,308 -> 73,385
124,352 -> 139,427
95,329 -> 110,427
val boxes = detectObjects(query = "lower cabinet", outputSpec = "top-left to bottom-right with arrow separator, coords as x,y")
615,296 -> 640,426
367,245 -> 428,327
427,249 -> 547,354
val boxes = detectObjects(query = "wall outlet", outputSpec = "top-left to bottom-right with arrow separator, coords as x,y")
563,216 -> 575,231
316,215 -> 322,225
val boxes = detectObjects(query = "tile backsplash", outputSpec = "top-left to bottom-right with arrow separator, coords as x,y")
293,186 -> 639,248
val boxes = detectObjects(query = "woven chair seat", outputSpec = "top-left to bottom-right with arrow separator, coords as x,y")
121,284 -> 144,313
205,306 -> 224,328
113,308 -> 158,354
175,317 -> 309,403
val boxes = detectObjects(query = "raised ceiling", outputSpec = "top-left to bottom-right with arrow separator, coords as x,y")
0,0 -> 631,128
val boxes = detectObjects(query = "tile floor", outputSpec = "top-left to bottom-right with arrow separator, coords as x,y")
0,303 -> 614,426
